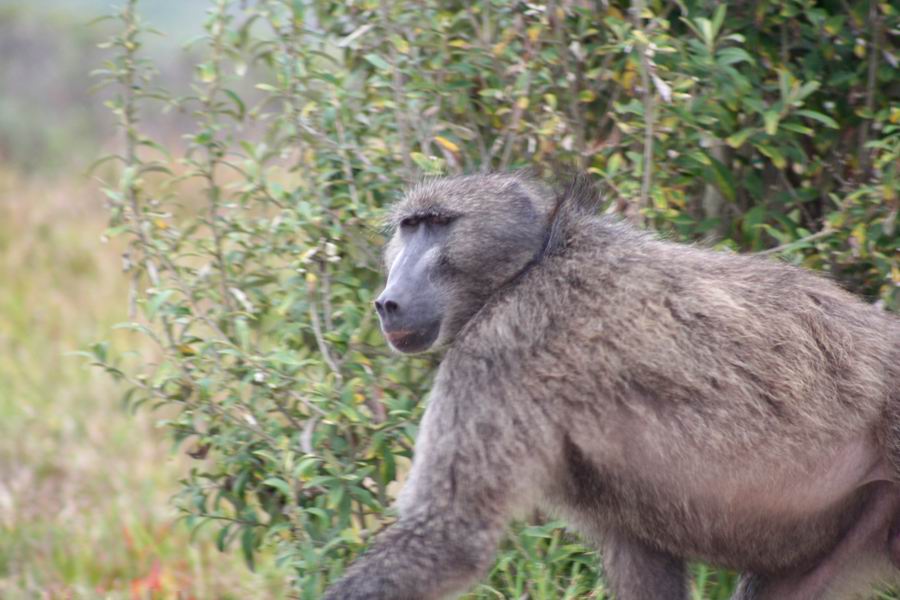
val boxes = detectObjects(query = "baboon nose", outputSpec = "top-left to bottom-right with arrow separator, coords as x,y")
374,298 -> 399,317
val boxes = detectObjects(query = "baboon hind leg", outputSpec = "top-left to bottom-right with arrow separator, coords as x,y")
883,394 -> 900,479
730,573 -> 765,600
601,530 -> 687,600
731,482 -> 900,600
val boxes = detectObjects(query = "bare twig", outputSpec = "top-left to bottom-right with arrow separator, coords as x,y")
300,415 -> 320,454
591,52 -> 620,140
309,297 -> 342,379
488,14 -> 540,170
857,1 -> 882,178
118,0 -> 183,358
757,228 -> 834,255
334,116 -> 361,206
550,0 -> 588,167
632,0 -> 655,226
701,140 -> 728,238
200,1 -> 234,315
379,0 -> 414,178
496,70 -> 532,170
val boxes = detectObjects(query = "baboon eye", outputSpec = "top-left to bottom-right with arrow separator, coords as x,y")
400,214 -> 453,229
400,216 -> 421,229
427,215 -> 453,226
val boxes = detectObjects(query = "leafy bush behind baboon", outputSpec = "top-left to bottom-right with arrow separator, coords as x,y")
94,0 -> 899,596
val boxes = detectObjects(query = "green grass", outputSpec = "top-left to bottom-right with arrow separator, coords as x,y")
0,169 -> 290,598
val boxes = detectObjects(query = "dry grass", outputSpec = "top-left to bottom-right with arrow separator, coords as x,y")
0,168 -> 290,599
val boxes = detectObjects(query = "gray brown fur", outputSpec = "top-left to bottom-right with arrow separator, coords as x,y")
324,172 -> 900,599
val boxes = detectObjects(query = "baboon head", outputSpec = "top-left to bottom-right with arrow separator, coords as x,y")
375,173 -> 553,353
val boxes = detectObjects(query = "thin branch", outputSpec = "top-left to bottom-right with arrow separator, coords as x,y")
309,297 -> 342,379
200,1 -> 234,315
632,0 -> 655,226
378,0 -> 413,178
757,228 -> 834,256
496,15 -> 541,169
591,52 -> 620,139
335,115 -> 360,206
300,415 -> 320,454
119,0 -> 182,359
857,0 -> 882,178
496,70 -> 532,170
550,0 -> 588,167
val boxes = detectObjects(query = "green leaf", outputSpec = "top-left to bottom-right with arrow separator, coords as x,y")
262,477 -> 293,498
725,128 -> 755,149
363,53 -> 391,71
702,156 -> 737,203
794,81 -> 820,103
90,341 -> 109,363
763,111 -> 780,136
795,109 -> 839,128
85,154 -> 124,176
606,152 -> 623,176
223,89 -> 246,120
144,289 -> 173,321
197,62 -> 216,83
241,526 -> 256,571
137,138 -> 173,160
756,143 -> 787,169
216,524 -> 231,552
235,317 -> 251,351
716,47 -> 753,66
780,122 -> 814,136
695,18 -> 713,48
777,69 -> 792,100
711,4 -> 727,40
112,321 -> 157,337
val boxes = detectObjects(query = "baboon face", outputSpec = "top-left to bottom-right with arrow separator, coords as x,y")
375,174 -> 550,353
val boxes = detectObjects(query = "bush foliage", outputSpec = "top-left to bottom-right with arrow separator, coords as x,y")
94,0 -> 899,597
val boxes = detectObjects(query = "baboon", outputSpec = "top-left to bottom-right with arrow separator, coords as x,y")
323,172 -> 900,600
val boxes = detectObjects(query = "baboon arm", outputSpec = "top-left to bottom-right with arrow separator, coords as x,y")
320,510 -> 501,600
323,382 -> 543,600
601,530 -> 687,600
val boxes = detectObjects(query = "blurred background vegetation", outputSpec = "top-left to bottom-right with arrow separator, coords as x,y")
0,1 -> 290,598
2,0 -> 898,598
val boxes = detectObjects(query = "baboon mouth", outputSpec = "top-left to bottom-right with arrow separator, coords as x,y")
384,323 -> 440,354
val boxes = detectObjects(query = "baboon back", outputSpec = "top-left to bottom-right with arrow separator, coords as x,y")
454,215 -> 899,460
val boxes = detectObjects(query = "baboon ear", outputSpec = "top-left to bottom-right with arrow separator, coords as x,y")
557,172 -> 603,218
540,173 -> 603,256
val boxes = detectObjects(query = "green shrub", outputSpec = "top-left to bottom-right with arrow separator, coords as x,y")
93,0 -> 898,597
